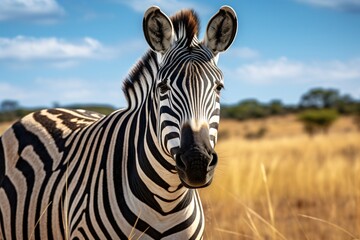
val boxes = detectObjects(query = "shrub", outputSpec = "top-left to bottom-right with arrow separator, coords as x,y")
298,109 -> 339,136
221,99 -> 270,121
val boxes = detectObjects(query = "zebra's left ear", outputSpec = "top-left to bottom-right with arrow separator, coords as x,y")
204,6 -> 237,55
143,6 -> 175,54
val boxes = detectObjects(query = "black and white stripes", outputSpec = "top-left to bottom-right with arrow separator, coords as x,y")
0,6 -> 237,239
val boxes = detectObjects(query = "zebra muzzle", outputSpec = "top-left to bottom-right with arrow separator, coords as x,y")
176,148 -> 218,189
175,123 -> 218,188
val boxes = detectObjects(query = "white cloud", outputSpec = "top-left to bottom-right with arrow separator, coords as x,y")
220,56 -> 360,103
0,36 -> 148,66
296,0 -> 360,12
116,0 -> 211,15
231,57 -> 304,83
0,36 -> 106,61
0,0 -> 65,22
0,78 -> 125,107
35,78 -> 94,101
0,82 -> 28,100
227,47 -> 260,60
227,57 -> 360,84
35,78 -> 125,107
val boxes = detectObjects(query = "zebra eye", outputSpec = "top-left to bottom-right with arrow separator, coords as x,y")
215,82 -> 224,93
158,80 -> 170,94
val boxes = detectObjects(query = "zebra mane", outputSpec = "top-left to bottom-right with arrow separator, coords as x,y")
122,9 -> 200,106
122,50 -> 157,106
171,9 -> 200,46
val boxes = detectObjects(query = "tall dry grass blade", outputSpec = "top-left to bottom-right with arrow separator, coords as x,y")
285,201 -> 310,240
261,162 -> 276,239
299,214 -> 360,240
128,211 -> 142,240
29,201 -> 52,240
216,184 -> 287,240
135,227 -> 149,240
205,198 -> 224,240
246,207 -> 287,240
245,209 -> 261,239
214,183 -> 259,237
214,227 -> 256,239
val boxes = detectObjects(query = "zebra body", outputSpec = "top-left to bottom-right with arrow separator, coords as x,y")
0,6 -> 237,239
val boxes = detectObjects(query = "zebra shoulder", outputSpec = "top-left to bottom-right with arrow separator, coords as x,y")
0,108 -> 104,178
15,108 -> 103,141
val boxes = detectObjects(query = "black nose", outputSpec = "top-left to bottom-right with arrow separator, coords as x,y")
175,123 -> 218,188
176,149 -> 218,188
176,148 -> 218,173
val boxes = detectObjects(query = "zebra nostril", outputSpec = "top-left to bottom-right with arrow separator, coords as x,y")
208,153 -> 218,168
176,154 -> 186,171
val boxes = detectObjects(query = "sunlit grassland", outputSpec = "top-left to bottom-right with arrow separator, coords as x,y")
0,122 -> 12,135
200,116 -> 360,239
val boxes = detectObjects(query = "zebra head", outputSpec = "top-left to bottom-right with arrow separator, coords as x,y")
143,6 -> 237,188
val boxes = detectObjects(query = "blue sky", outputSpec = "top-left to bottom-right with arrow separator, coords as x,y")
0,0 -> 360,108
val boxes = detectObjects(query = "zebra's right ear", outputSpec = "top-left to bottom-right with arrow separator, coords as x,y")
143,6 -> 175,54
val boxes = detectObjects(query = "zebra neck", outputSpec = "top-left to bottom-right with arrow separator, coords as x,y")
118,50 -> 197,215
125,98 -> 195,214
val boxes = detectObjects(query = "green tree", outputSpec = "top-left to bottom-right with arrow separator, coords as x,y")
1,100 -> 19,112
298,109 -> 339,136
221,99 -> 269,120
0,100 -> 20,122
300,88 -> 340,109
333,94 -> 358,114
268,99 -> 284,115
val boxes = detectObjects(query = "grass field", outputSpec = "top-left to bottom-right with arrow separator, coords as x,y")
0,122 -> 12,136
200,115 -> 360,240
1,115 -> 359,239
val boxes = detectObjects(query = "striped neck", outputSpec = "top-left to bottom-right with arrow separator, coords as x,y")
121,50 -> 194,214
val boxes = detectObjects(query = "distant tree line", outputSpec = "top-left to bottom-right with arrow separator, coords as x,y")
0,100 -> 115,122
221,87 -> 360,136
221,99 -> 293,120
221,87 -> 360,120
0,100 -> 36,122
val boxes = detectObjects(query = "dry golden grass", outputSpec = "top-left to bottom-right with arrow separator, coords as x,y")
0,121 -> 13,135
201,116 -> 360,239
1,116 -> 359,239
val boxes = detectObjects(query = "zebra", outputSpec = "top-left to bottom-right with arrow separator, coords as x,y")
0,5 -> 237,240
